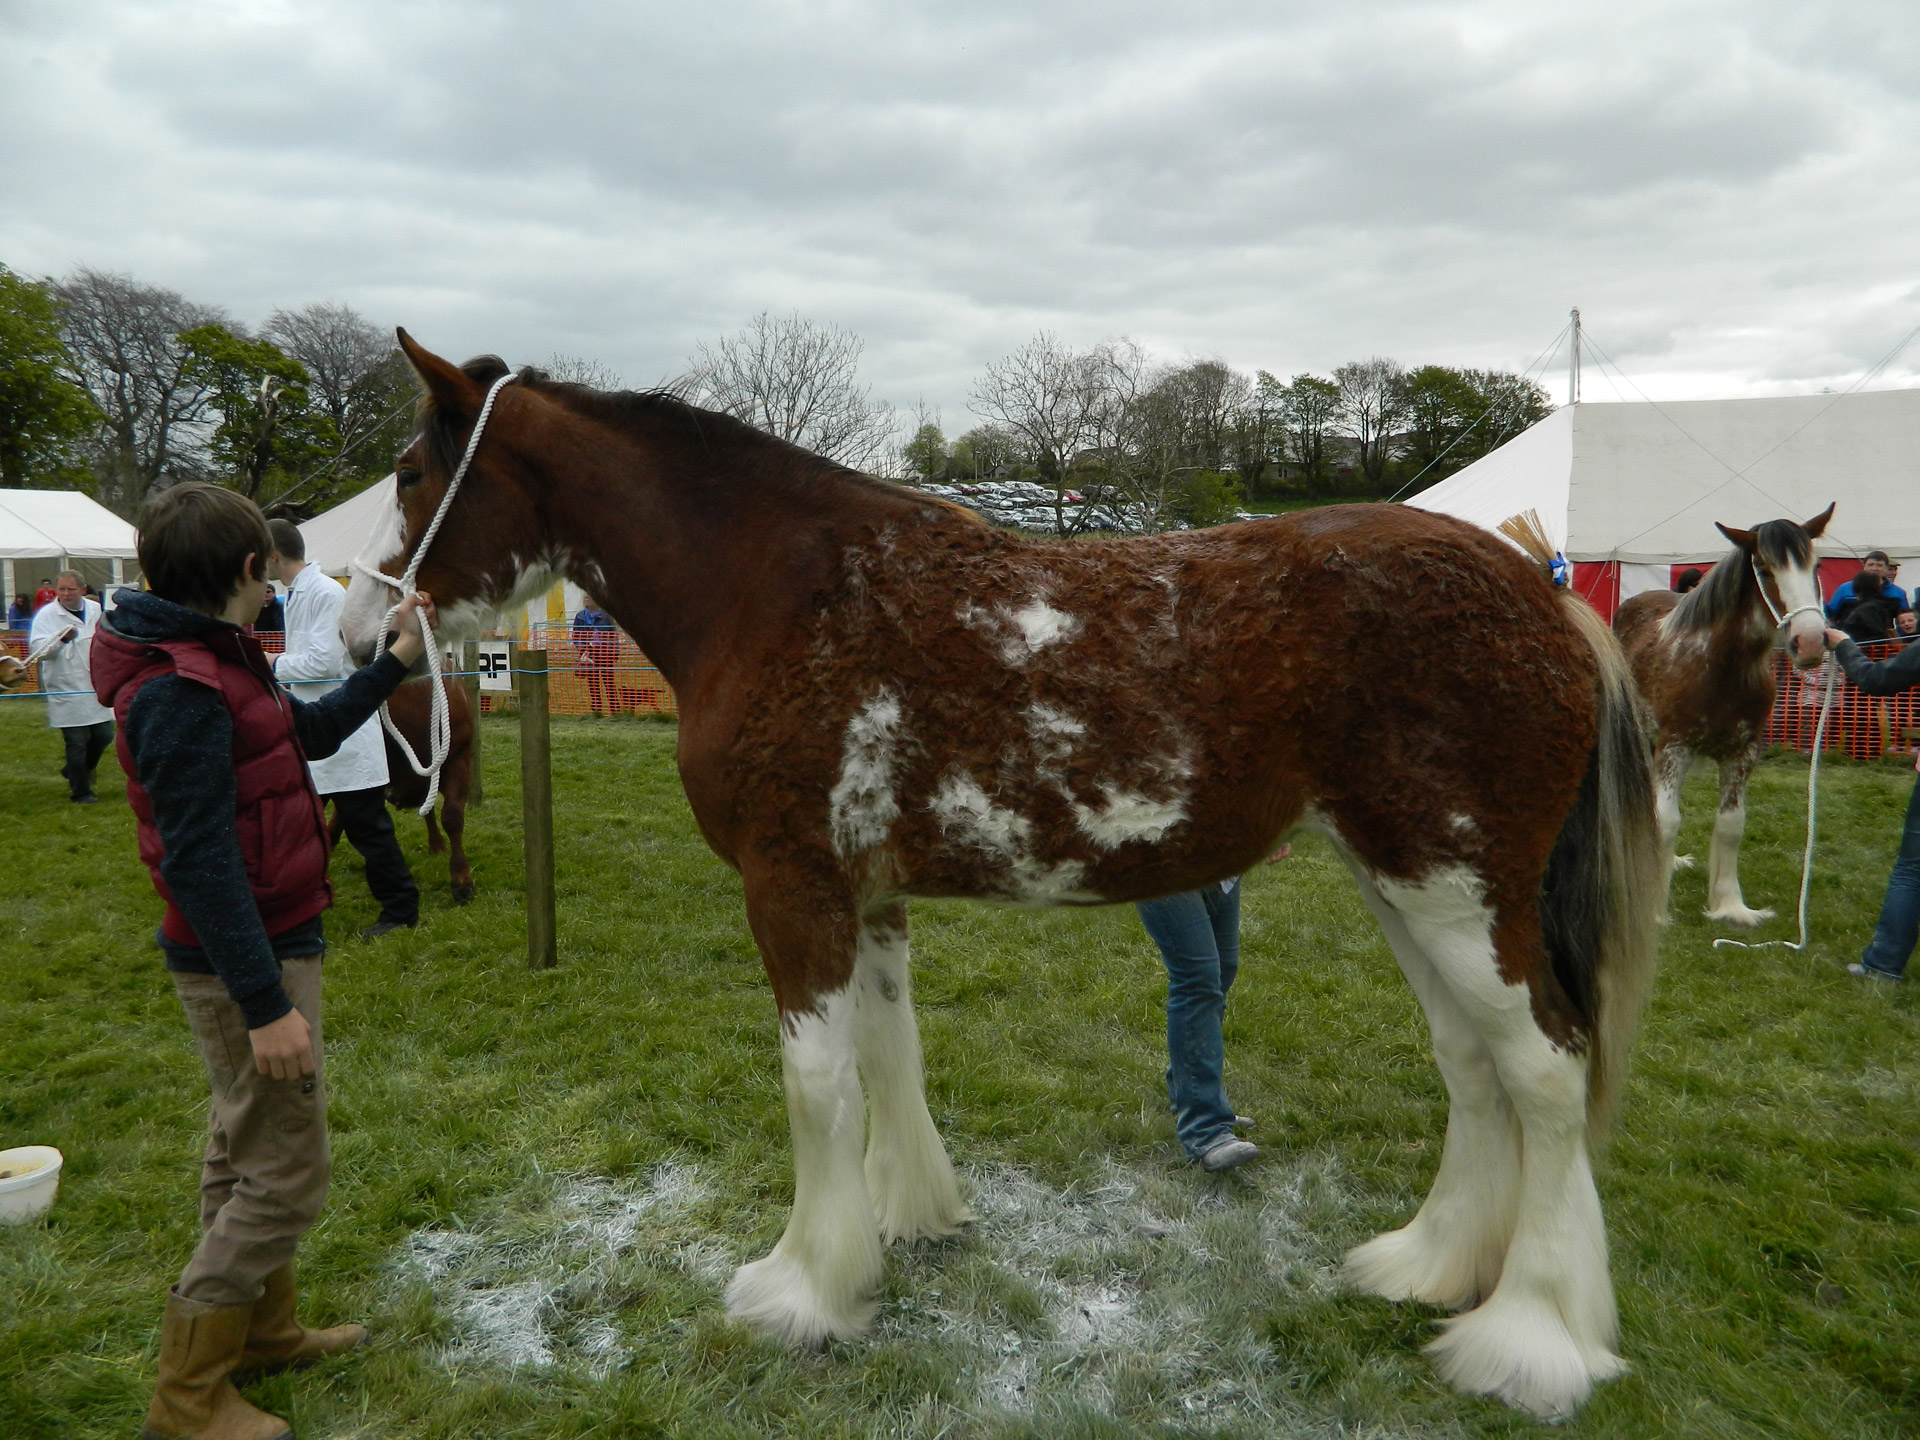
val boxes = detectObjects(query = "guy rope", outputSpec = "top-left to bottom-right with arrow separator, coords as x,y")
350,371 -> 515,815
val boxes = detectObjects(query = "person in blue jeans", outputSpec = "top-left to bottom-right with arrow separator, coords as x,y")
1828,625 -> 1920,980
1136,852 -> 1289,1171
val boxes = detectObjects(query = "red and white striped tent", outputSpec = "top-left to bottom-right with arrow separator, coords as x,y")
1409,389 -> 1920,620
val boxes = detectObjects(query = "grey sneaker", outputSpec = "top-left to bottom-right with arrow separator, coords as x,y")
1198,1137 -> 1259,1173
1847,962 -> 1902,983
1232,1115 -> 1257,1132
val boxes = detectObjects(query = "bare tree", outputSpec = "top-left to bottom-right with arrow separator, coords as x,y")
1335,357 -> 1410,490
541,353 -> 626,389
969,332 -> 1122,535
259,302 -> 417,513
52,268 -> 226,515
683,312 -> 894,470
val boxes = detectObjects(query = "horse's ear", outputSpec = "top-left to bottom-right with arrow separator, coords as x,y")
396,328 -> 481,423
1716,522 -> 1757,552
1803,502 -> 1836,538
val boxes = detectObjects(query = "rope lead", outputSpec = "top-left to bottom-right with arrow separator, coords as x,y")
349,371 -> 516,815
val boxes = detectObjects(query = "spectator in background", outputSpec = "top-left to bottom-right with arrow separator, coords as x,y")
28,570 -> 115,802
1825,624 -> 1920,981
267,519 -> 418,939
33,577 -> 56,611
572,595 -> 618,717
253,585 -> 285,635
7,594 -> 30,631
1675,568 -> 1704,594
1826,551 -> 1909,621
1896,609 -> 1918,644
1838,572 -> 1900,644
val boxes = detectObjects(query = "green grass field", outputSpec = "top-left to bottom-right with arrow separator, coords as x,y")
2,702 -> 1916,1439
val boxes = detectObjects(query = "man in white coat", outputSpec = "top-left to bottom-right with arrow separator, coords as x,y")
29,570 -> 116,802
267,519 -> 419,938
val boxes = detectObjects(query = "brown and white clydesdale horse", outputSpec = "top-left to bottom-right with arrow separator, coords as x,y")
342,336 -> 1663,1418
326,676 -> 476,902
1612,510 -> 1833,926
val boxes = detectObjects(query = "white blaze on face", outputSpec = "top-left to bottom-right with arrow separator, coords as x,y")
829,690 -> 906,857
1770,554 -> 1826,665
339,493 -> 410,662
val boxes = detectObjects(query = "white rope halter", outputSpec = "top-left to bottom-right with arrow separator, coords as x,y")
1751,555 -> 1824,631
350,371 -> 516,815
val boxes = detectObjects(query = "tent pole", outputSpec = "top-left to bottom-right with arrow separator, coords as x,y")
1569,307 -> 1582,406
3,559 -> 12,612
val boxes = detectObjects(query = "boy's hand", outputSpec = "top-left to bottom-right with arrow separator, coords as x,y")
386,591 -> 440,665
249,1008 -> 315,1079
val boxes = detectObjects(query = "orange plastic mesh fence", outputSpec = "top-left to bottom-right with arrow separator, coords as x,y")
6,625 -> 1910,752
1765,641 -> 1919,762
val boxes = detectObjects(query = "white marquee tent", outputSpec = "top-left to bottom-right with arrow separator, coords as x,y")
297,473 -> 395,579
1409,389 -> 1920,615
0,488 -> 140,604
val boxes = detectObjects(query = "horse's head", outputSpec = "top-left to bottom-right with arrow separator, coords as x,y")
341,332 -> 555,664
0,655 -> 29,693
1714,503 -> 1833,669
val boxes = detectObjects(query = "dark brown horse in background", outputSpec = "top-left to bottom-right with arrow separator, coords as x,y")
341,335 -> 1664,1419
326,676 -> 476,903
1612,510 -> 1832,926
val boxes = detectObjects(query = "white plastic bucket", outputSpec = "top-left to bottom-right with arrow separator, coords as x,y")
0,1146 -> 63,1225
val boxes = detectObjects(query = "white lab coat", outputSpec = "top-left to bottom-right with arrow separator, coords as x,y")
274,563 -> 388,795
29,598 -> 113,728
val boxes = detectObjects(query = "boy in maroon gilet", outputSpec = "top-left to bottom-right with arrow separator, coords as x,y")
94,485 -> 437,1440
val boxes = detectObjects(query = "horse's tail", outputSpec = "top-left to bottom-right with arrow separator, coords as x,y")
1543,592 -> 1665,1143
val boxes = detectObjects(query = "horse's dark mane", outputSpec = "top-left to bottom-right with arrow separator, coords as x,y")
417,355 -> 975,523
1664,518 -> 1813,634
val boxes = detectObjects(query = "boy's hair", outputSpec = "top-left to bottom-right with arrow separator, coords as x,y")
137,484 -> 272,615
266,518 -> 306,562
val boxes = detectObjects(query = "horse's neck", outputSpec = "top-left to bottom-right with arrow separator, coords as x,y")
537,431 -> 849,692
1703,582 -> 1777,680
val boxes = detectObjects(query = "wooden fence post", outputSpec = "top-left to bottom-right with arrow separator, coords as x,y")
461,641 -> 483,807
516,648 -> 556,970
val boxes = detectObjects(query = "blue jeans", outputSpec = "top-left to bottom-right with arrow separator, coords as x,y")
1136,881 -> 1242,1160
1860,773 -> 1920,979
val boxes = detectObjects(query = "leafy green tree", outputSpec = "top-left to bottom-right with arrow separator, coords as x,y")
1278,374 -> 1341,494
903,422 -> 948,482
1396,365 -> 1555,496
948,424 -> 1023,481
0,266 -> 99,488
177,324 -> 337,500
1168,470 -> 1247,529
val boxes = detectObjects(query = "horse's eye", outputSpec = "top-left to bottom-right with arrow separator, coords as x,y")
396,467 -> 423,492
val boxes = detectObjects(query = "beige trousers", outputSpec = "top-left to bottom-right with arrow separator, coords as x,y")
171,957 -> 329,1306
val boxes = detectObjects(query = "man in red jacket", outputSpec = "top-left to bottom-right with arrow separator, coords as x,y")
94,484 -> 436,1440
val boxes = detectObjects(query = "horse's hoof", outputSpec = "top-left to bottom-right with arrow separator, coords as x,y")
1426,1290 -> 1624,1420
725,1251 -> 879,1346
451,882 -> 475,905
1706,904 -> 1774,929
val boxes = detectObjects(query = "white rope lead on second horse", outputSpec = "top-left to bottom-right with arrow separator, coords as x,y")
350,371 -> 516,815
1714,651 -> 1837,954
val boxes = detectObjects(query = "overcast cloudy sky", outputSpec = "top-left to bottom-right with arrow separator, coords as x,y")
4,0 -> 1918,424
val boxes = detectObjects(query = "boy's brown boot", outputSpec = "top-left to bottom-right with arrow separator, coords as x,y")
140,1289 -> 292,1440
237,1263 -> 369,1377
